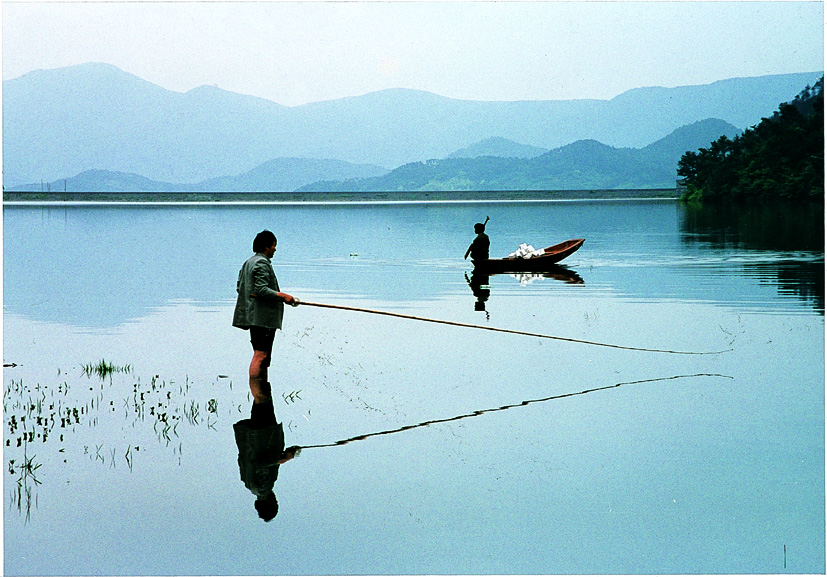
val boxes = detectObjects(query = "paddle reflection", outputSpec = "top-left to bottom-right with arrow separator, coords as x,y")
233,399 -> 299,522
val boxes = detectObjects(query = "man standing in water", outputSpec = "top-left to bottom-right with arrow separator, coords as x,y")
464,217 -> 490,263
234,230 -> 298,404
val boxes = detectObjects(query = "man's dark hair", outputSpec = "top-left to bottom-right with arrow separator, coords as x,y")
253,230 -> 277,253
255,492 -> 279,522
474,222 -> 486,233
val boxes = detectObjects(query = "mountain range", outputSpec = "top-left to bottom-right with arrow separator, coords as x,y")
13,158 -> 388,193
12,118 -> 741,193
299,119 -> 743,192
3,63 -> 821,191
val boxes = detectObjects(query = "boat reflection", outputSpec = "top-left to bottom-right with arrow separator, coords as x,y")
466,263 -> 584,312
494,264 -> 585,286
233,399 -> 299,522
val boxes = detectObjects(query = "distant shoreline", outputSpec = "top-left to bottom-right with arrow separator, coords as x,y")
3,189 -> 679,204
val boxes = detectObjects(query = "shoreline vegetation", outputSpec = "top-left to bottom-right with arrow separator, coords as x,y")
3,188 -> 680,204
678,77 -> 823,204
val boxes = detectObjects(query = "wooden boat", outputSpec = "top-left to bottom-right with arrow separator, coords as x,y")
478,239 -> 585,272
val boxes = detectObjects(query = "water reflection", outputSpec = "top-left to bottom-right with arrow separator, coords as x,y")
5,202 -> 825,574
496,265 -> 585,286
466,263 -> 584,314
6,355 -> 728,525
5,202 -> 821,327
8,448 -> 41,523
464,269 -> 490,315
744,260 -> 825,314
233,399 -> 299,522
680,202 -> 824,251
299,372 -> 731,450
3,363 -> 232,522
680,202 -> 824,314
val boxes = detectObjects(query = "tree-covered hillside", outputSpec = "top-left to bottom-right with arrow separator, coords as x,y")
677,77 -> 824,202
299,118 -> 741,192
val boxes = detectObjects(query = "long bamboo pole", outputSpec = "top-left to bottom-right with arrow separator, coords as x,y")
295,300 -> 730,355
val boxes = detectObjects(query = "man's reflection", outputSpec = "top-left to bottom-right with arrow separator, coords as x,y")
234,399 -> 299,521
465,268 -> 491,316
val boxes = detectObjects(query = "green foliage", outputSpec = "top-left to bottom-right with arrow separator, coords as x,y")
678,77 -> 824,203
679,184 -> 705,205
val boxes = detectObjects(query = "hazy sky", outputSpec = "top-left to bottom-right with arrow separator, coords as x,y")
3,1 -> 824,106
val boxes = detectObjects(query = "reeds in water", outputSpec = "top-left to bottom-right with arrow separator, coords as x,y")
81,360 -> 132,379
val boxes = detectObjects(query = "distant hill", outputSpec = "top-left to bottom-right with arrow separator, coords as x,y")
194,157 -> 386,192
3,62 -> 820,187
639,118 -> 743,163
9,157 -> 388,193
299,118 -> 742,192
18,169 -> 179,193
446,137 -> 548,159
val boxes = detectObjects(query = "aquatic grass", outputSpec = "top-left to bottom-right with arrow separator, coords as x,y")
184,400 -> 200,425
11,481 -> 35,524
81,360 -> 132,380
9,453 -> 43,524
81,359 -> 132,379
10,454 -> 43,485
5,367 -> 238,521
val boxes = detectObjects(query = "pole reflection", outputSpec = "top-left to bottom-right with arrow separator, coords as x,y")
299,373 -> 731,450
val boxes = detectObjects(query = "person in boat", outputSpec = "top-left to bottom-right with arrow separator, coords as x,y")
234,398 -> 300,521
233,230 -> 299,404
464,221 -> 490,263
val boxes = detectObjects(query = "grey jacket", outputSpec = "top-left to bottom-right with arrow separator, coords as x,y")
233,418 -> 284,497
233,253 -> 284,330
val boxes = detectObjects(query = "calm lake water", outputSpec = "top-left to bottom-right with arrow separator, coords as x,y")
3,199 -> 824,575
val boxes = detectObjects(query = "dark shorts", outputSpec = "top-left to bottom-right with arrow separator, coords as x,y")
249,327 -> 276,354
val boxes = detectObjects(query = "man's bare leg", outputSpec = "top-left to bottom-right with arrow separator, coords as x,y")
249,350 -> 271,404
